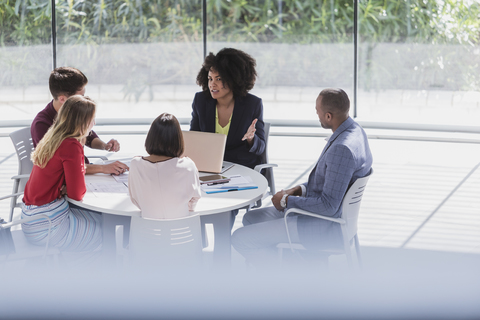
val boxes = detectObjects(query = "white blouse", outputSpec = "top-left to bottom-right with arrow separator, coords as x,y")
128,156 -> 201,220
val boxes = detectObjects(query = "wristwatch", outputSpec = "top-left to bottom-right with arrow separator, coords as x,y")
280,194 -> 289,208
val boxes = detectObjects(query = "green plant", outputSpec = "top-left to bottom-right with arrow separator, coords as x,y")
1,0 -> 479,92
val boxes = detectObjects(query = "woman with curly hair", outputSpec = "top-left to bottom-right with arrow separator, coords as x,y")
190,47 -> 265,169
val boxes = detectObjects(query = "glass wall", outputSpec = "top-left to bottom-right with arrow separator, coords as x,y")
207,0 -> 354,121
56,0 -> 204,120
0,0 -> 52,120
1,0 -> 479,126
357,0 -> 480,126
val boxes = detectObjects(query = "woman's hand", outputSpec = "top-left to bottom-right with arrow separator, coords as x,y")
242,118 -> 258,145
58,185 -> 67,198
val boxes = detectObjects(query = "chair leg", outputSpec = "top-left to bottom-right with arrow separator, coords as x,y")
123,222 -> 130,249
253,199 -> 262,209
268,168 -> 276,195
8,206 -> 15,223
201,222 -> 208,248
354,235 -> 363,270
9,180 -> 20,222
278,247 -> 283,262
341,227 -> 354,269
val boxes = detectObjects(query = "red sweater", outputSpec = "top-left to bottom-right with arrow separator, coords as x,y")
24,138 -> 86,206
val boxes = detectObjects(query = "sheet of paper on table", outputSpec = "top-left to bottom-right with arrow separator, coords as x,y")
87,181 -> 128,195
112,171 -> 129,183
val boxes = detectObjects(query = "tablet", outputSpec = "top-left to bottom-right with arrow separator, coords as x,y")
199,174 -> 230,184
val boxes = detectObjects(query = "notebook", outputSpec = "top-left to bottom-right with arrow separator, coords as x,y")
182,131 -> 227,173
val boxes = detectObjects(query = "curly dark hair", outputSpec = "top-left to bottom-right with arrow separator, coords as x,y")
196,48 -> 257,98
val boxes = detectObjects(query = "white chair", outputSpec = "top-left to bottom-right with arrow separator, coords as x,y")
8,127 -> 34,222
277,169 -> 373,270
126,214 -> 203,269
252,122 -> 278,208
0,193 -> 60,266
8,127 -> 107,223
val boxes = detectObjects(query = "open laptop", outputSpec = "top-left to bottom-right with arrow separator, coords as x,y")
182,131 -> 227,173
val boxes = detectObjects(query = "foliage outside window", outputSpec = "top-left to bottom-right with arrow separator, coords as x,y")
1,0 -> 479,92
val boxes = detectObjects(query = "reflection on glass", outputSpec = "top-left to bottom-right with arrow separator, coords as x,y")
56,0 -> 204,119
206,0 -> 354,121
358,0 -> 480,125
1,0 -> 478,126
0,0 -> 52,120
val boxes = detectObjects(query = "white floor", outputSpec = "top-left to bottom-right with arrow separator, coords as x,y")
2,128 -> 480,319
2,130 -> 479,256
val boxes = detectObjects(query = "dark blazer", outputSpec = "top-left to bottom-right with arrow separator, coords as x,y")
190,91 -> 266,169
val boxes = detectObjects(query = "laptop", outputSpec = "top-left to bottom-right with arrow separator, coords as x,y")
182,131 -> 227,173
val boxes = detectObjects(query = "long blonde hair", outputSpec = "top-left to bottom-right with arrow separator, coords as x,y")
32,95 -> 96,168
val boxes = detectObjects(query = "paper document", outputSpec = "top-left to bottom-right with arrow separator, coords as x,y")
112,172 -> 129,183
87,182 -> 128,195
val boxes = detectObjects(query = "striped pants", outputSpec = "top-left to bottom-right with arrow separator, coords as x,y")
21,198 -> 102,252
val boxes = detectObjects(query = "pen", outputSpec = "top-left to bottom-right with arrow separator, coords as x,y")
211,185 -> 256,189
222,164 -> 234,174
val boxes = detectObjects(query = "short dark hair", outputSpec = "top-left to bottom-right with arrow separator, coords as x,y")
145,113 -> 184,157
319,88 -> 350,116
49,67 -> 88,100
196,47 -> 257,98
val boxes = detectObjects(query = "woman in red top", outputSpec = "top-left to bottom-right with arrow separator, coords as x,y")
22,95 -> 102,251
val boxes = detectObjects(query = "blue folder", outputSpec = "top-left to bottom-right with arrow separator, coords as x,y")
205,185 -> 258,194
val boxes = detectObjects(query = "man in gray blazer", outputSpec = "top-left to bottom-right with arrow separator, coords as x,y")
231,88 -> 373,267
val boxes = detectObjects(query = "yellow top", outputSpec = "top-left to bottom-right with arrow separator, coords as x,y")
215,107 -> 232,136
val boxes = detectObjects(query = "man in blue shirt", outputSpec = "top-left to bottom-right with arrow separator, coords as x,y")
231,88 -> 373,266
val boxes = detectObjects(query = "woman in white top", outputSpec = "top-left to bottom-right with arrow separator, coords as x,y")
128,113 -> 201,219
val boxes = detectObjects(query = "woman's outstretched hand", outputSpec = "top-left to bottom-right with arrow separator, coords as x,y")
242,118 -> 258,145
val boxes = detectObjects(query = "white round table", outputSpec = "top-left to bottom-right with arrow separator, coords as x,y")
67,161 -> 268,266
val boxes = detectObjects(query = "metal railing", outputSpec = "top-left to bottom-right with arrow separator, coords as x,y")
1,119 -> 479,144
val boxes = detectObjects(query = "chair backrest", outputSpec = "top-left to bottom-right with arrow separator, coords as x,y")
1,195 -> 55,262
260,122 -> 275,194
128,214 -> 203,268
9,127 -> 34,189
260,122 -> 271,165
341,169 -> 373,241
